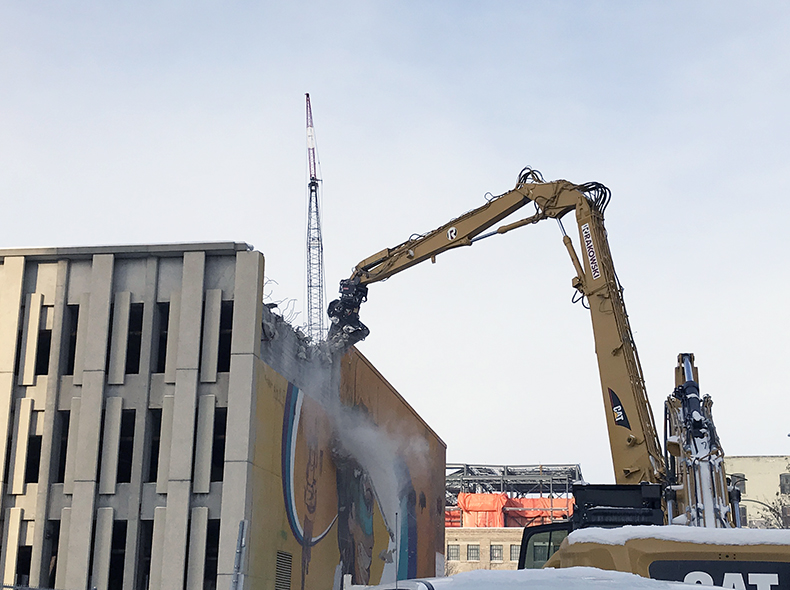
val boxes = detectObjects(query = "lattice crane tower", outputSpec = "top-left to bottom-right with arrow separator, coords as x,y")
305,93 -> 326,341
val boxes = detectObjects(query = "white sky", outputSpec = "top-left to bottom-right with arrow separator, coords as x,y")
2,2 -> 789,483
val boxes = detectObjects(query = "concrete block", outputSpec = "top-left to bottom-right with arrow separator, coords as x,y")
73,370 -> 105,482
91,507 -> 114,590
217,460 -> 252,581
168,369 -> 199,482
161,480 -> 191,590
64,481 -> 96,590
0,256 -> 24,373
10,398 -> 33,495
163,291 -> 180,384
176,252 -> 205,371
71,293 -> 90,386
186,506 -> 209,590
0,374 -> 13,509
230,251 -> 263,356
2,507 -> 23,585
54,507 -> 71,589
149,506 -> 167,590
156,395 -> 174,494
224,353 -> 256,463
63,397 -> 80,495
108,291 -> 131,385
99,397 -> 123,494
19,292 -> 43,386
192,395 -> 215,493
83,254 -> 114,372
200,289 -> 222,383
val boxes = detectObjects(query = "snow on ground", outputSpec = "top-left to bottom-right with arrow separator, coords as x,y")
355,568 -> 716,590
568,525 -> 790,546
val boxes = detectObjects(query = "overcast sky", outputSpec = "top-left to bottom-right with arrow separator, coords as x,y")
2,2 -> 789,483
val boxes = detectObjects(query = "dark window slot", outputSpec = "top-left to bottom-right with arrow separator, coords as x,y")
204,519 -> 220,589
109,520 -> 127,590
25,435 -> 42,483
14,329 -> 22,376
55,411 -> 70,483
210,407 -> 227,482
47,520 -> 61,588
217,301 -> 233,373
154,303 -> 169,374
64,305 -> 79,376
136,520 -> 154,590
117,410 -> 136,484
35,329 -> 52,376
16,545 -> 32,586
125,303 -> 144,374
146,409 -> 162,483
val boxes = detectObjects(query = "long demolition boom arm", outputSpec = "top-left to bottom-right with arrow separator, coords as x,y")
328,168 -> 665,484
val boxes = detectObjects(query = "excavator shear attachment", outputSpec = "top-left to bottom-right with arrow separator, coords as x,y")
326,277 -> 370,351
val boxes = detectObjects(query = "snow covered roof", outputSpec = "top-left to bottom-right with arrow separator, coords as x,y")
568,525 -> 790,546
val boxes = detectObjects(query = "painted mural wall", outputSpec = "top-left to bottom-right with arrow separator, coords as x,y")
248,348 -> 446,590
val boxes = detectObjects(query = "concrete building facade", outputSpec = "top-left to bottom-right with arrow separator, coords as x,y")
0,243 -> 446,590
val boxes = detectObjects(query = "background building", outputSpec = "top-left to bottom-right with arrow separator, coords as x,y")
0,242 -> 445,590
725,456 -> 790,528
444,464 -> 580,574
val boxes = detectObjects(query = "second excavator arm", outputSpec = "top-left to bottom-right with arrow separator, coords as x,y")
327,168 -> 665,485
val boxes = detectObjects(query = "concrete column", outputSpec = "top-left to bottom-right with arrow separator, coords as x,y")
148,507 -> 167,590
71,293 -> 90,386
192,394 -> 216,494
99,397 -> 123,494
65,253 -> 114,590
18,292 -> 43,386
54,507 -> 71,589
161,251 -> 205,590
163,291 -> 181,385
62,397 -> 80,495
9,397 -> 33,495
107,291 -> 131,385
155,395 -> 174,494
2,507 -> 23,585
122,257 -> 158,590
200,289 -> 222,383
186,507 -> 209,590
90,507 -> 114,590
0,256 -> 24,515
30,259 -> 68,588
217,251 -> 263,590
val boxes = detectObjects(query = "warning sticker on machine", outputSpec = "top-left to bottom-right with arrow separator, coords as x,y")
581,223 -> 601,281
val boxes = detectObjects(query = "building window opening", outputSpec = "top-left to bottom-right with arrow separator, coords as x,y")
35,327 -> 52,376
210,407 -> 227,482
490,544 -> 503,561
47,520 -> 61,588
510,544 -> 520,562
446,544 -> 460,561
217,301 -> 233,373
64,305 -> 79,375
125,303 -> 144,374
25,434 -> 42,484
204,519 -> 220,590
136,520 -> 153,590
146,409 -> 162,483
14,329 -> 22,376
467,544 -> 480,561
105,304 -> 114,374
3,434 -> 12,483
109,520 -> 127,590
780,473 -> 790,495
117,410 -> 136,484
55,411 -> 69,483
16,545 -> 32,586
154,303 -> 169,374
